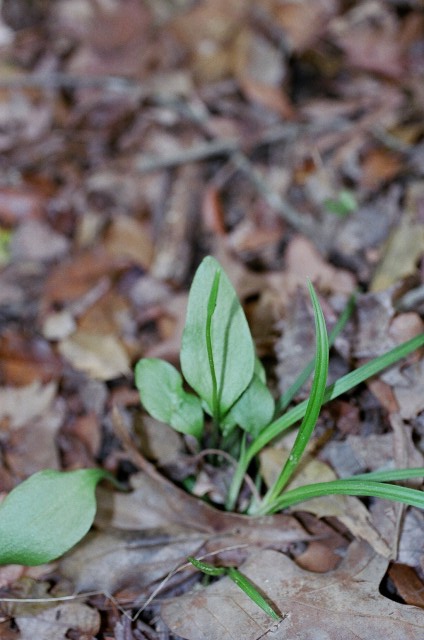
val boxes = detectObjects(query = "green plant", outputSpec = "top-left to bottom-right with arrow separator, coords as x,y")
136,256 -> 424,516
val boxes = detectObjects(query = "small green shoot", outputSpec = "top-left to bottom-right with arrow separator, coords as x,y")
135,358 -> 203,439
188,556 -> 280,620
324,189 -> 357,216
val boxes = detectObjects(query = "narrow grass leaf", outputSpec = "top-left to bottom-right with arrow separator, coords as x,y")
351,468 -> 424,482
258,282 -> 329,509
260,479 -> 424,515
0,469 -> 108,565
227,332 -> 424,511
188,557 -> 280,620
277,291 -> 356,412
135,358 -> 203,438
226,567 -> 280,620
188,556 -> 226,576
248,332 -> 424,463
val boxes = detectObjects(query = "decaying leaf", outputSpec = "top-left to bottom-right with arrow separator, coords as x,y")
15,602 -> 100,640
162,542 -> 424,640
69,471 -> 309,594
58,331 -> 130,380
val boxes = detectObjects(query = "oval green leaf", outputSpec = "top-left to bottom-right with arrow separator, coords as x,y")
226,375 -> 275,438
135,358 -> 204,439
0,468 -> 108,566
180,256 -> 255,419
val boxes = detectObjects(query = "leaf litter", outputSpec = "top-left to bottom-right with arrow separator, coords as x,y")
0,0 -> 424,638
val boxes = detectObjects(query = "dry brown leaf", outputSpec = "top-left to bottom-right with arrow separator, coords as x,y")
15,602 -> 100,640
42,249 -> 124,306
58,331 -> 130,380
75,472 -> 309,594
392,360 -> 424,421
285,235 -> 356,295
270,0 -> 338,52
162,542 -> 424,640
388,564 -> 424,609
104,215 -> 153,269
0,381 -> 56,429
10,220 -> 69,263
370,220 -> 424,291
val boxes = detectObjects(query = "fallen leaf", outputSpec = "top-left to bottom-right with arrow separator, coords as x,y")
370,220 -> 424,291
162,542 -> 424,640
271,0 -> 338,53
0,381 -> 57,429
10,220 -> 69,262
58,331 -> 130,380
104,215 -> 153,269
392,359 -> 424,420
15,602 -> 100,640
74,472 -> 309,594
284,235 -> 356,295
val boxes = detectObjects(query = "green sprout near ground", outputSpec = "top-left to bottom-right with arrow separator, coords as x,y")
135,256 -> 424,516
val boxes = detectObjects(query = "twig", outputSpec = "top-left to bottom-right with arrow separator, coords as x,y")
0,73 -> 143,94
231,150 -> 317,236
135,121 -> 351,174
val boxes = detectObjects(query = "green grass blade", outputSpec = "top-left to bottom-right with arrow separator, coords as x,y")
226,567 -> 280,620
276,291 -> 356,412
248,332 -> 424,463
351,468 -> 424,482
188,557 -> 280,620
257,479 -> 424,515
258,282 -> 329,510
226,332 -> 424,511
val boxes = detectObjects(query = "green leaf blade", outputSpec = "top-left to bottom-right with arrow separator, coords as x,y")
135,358 -> 203,438
181,256 -> 255,418
257,281 -> 329,510
260,479 -> 424,515
0,469 -> 107,566
223,370 -> 275,438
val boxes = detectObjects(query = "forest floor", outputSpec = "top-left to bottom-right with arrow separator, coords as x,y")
0,1 -> 424,638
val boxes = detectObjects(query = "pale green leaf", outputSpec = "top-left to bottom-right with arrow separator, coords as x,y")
135,358 -> 203,438
0,469 -> 107,566
223,371 -> 275,438
181,256 -> 255,419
